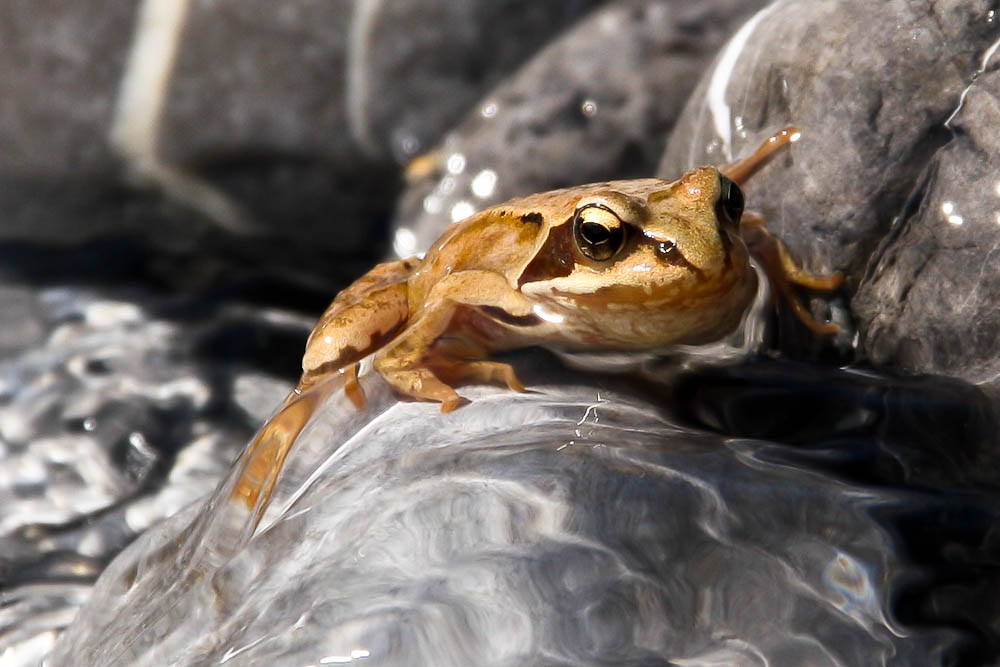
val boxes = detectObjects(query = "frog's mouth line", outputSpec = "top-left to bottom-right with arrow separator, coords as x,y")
539,266 -> 753,311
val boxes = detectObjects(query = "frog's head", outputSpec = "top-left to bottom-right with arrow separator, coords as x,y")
517,168 -> 757,348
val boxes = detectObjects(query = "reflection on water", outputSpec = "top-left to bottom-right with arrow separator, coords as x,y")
47,349 -> 1000,666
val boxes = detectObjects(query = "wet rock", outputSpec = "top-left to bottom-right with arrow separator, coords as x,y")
0,282 -> 312,663
48,355 -> 1000,665
658,0 -> 1000,382
0,286 -> 45,358
659,0 -> 998,280
392,0 -> 768,256
854,67 -> 1000,385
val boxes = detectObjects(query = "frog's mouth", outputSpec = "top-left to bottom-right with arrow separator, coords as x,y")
545,277 -> 743,309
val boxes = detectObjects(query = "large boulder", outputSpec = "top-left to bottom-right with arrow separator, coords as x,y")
658,0 -> 1000,382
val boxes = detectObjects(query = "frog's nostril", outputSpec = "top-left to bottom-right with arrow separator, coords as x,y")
655,239 -> 682,263
649,237 -> 705,279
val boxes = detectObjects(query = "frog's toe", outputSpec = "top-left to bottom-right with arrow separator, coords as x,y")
439,395 -> 469,413
433,359 -> 527,393
786,294 -> 840,335
342,364 -> 367,410
485,362 -> 526,393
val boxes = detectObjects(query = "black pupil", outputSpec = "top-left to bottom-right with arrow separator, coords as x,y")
718,176 -> 745,224
581,221 -> 614,246
574,206 -> 626,261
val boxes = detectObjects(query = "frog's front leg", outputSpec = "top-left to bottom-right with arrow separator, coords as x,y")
741,212 -> 843,334
373,270 -> 534,412
720,126 -> 800,185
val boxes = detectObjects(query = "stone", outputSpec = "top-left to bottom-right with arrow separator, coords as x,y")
659,0 -> 997,279
0,0 -> 390,282
48,354 -> 1000,665
0,0 -> 135,179
854,67 -> 1000,384
658,0 -> 1000,382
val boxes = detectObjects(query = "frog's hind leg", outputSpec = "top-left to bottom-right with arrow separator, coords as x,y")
231,378 -> 337,520
299,258 -> 417,408
373,270 -> 535,412
741,212 -> 843,334
720,126 -> 800,186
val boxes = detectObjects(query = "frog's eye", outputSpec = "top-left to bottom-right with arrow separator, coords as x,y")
716,175 -> 745,226
573,205 -> 627,261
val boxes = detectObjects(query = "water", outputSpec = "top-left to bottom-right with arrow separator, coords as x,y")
42,333 -> 1000,665
1,258 -> 998,666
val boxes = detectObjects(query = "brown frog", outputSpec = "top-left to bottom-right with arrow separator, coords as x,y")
300,127 -> 840,412
232,127 -> 841,515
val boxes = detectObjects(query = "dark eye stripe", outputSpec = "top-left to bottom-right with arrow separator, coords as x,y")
517,217 -> 576,286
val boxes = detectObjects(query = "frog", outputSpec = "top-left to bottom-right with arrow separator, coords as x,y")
231,127 -> 841,515
298,126 -> 841,413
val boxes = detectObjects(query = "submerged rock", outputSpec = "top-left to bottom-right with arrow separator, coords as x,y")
48,353 -> 1000,665
0,282 -> 306,664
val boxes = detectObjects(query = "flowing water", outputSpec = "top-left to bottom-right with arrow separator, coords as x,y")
30,268 -> 1000,666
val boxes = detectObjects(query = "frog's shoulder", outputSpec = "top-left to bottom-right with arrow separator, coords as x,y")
301,257 -> 416,379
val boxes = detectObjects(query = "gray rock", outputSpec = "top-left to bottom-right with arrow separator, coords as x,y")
164,0 -> 604,167
0,1 -> 618,283
110,0 -> 395,266
658,0 -> 1000,381
161,0 -> 355,164
391,0 -> 768,257
0,0 -> 389,280
0,1 -> 158,248
854,67 -> 1000,384
659,0 -> 998,280
0,0 -> 135,178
